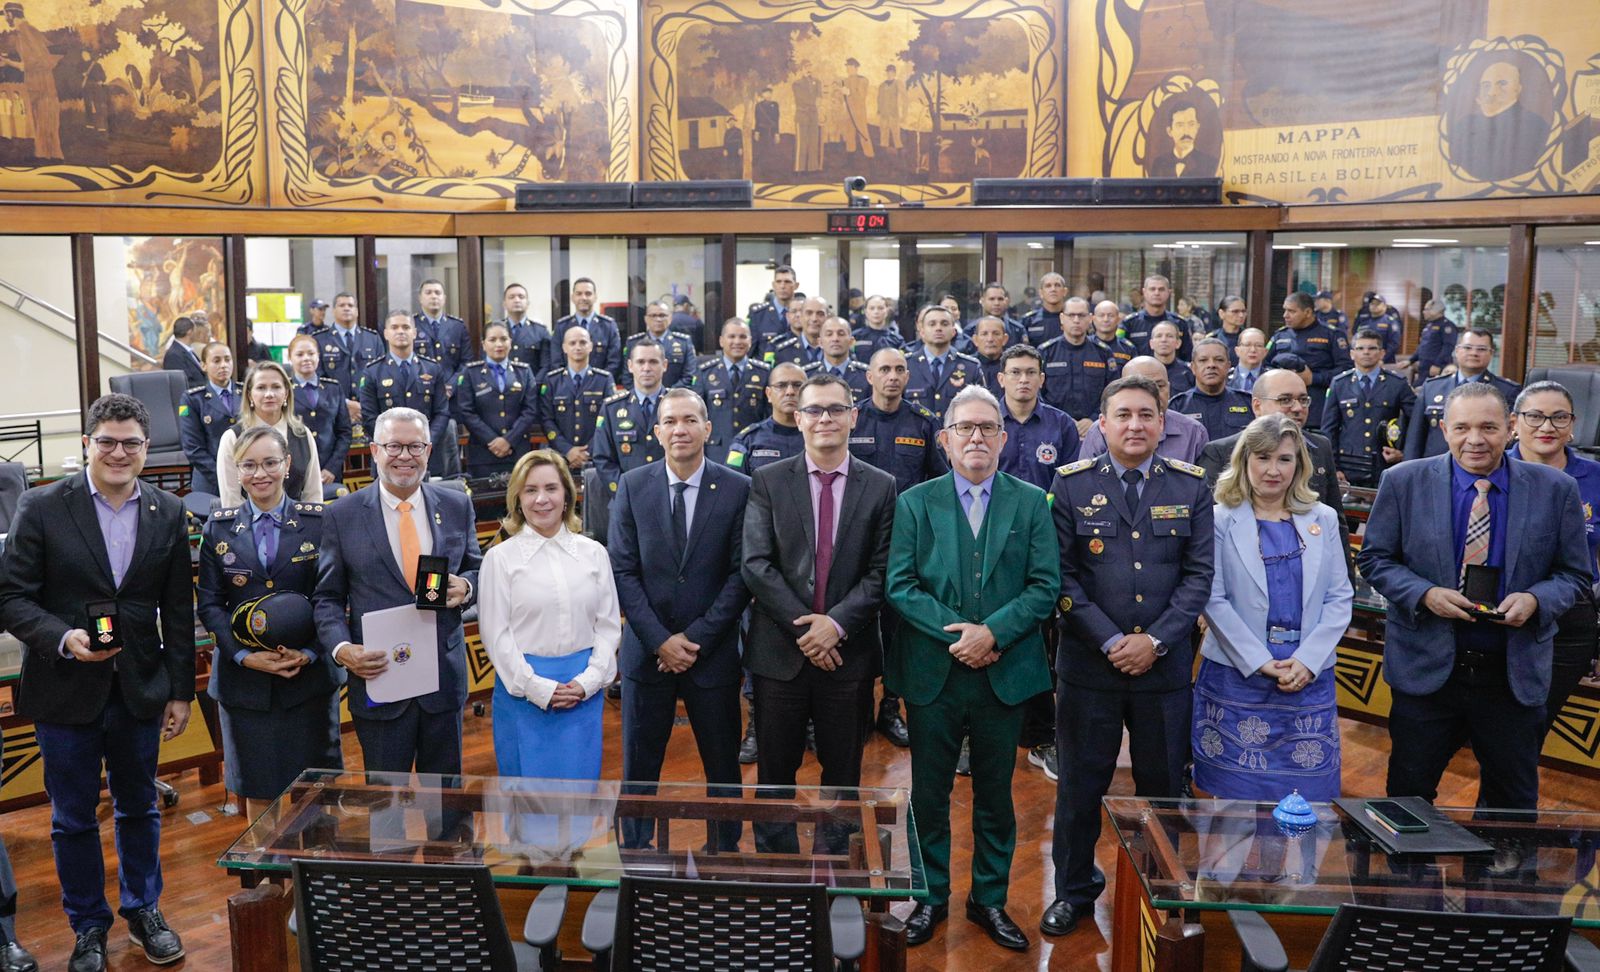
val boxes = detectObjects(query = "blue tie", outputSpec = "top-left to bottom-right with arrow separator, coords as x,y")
300,382 -> 319,411
490,362 -> 505,393
642,396 -> 656,430
400,360 -> 413,386
220,387 -> 233,413
255,513 -> 278,566
1360,374 -> 1373,397
930,358 -> 943,386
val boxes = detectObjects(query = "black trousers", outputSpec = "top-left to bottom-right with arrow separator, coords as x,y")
1387,662 -> 1544,810
352,702 -> 464,776
620,673 -> 743,851
1018,618 -> 1060,749
1547,594 -> 1599,739
752,667 -> 873,854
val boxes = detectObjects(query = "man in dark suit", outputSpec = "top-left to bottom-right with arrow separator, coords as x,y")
742,373 -> 897,853
609,387 -> 751,850
313,406 -> 482,775
160,315 -> 208,386
0,394 -> 193,970
1358,382 -> 1589,809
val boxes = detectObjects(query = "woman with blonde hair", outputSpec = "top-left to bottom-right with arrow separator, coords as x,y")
1194,414 -> 1353,800
216,359 -> 323,506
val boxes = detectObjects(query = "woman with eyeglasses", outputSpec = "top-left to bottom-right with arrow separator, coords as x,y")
1508,380 -> 1600,739
1192,414 -> 1353,800
197,426 -> 342,816
216,360 -> 324,507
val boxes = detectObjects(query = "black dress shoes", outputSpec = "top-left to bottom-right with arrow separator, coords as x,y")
126,908 -> 185,964
903,901 -> 948,946
67,927 -> 106,972
1040,898 -> 1089,936
965,901 -> 1028,951
0,941 -> 37,972
875,701 -> 911,748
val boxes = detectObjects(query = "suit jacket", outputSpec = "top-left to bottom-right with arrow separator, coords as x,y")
741,454 -> 897,682
1403,373 -> 1523,461
162,341 -> 207,387
1202,502 -> 1353,677
0,474 -> 194,723
609,460 -> 751,688
312,482 -> 483,719
884,472 -> 1059,706
1355,455 -> 1589,706
1200,428 -> 1353,575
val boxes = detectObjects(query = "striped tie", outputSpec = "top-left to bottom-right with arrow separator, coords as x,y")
1460,479 -> 1491,584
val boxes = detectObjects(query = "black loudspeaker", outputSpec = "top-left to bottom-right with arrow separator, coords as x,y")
515,182 -> 633,210
971,178 -> 1096,206
632,180 -> 754,209
971,177 -> 1223,206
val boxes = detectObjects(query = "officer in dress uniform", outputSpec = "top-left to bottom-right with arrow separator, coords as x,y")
1207,296 -> 1248,364
286,334 -> 352,493
1169,337 -> 1253,440
412,279 -> 471,381
1322,328 -> 1418,486
1038,297 -> 1113,423
357,312 -> 451,450
452,322 -> 541,477
553,276 -> 623,377
904,304 -> 981,420
1404,327 -> 1521,461
765,296 -> 828,369
501,282 -> 551,374
747,265 -> 799,354
1092,300 -> 1136,378
1411,299 -> 1459,385
1313,291 -> 1349,335
297,298 -> 329,335
1351,293 -> 1402,363
726,362 -> 805,475
1264,292 -> 1352,430
688,319 -> 771,465
1121,275 -> 1193,360
803,317 -> 871,400
308,293 -> 386,428
180,341 -> 243,495
538,324 -> 612,476
592,338 -> 667,492
622,301 -> 696,390
967,283 -> 1028,348
1021,273 -> 1070,346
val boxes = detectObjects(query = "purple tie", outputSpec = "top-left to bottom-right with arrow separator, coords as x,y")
300,382 -> 319,411
812,470 -> 839,613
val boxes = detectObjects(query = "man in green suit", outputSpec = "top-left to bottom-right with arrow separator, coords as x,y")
885,385 -> 1060,952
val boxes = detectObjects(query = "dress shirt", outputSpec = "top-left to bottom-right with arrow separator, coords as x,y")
60,477 -> 142,657
1452,457 -> 1509,655
954,470 -> 995,521
378,482 -> 433,573
804,451 -> 850,637
216,418 -> 324,507
665,460 -> 706,536
478,525 -> 621,708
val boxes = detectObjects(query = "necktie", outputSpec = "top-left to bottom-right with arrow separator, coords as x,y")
221,387 -> 234,413
670,481 -> 689,556
400,360 -> 413,387
812,470 -> 839,613
341,330 -> 353,359
730,363 -> 742,387
967,485 -> 986,538
1360,374 -> 1373,397
490,362 -> 505,393
930,358 -> 943,387
1461,479 -> 1492,584
1122,468 -> 1143,513
642,396 -> 656,430
396,500 -> 421,591
254,513 -> 278,566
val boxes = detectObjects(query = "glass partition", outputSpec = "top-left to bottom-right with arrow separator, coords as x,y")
1529,227 -> 1600,368
483,237 -> 557,326
0,236 -> 80,473
898,234 -> 984,325
374,237 -> 459,323
242,237 -> 355,361
1070,233 -> 1247,324
568,236 -> 630,327
734,236 -> 840,320
643,236 -> 721,352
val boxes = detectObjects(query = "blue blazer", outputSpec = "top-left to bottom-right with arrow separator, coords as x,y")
1202,502 -> 1353,677
1355,454 -> 1589,706
312,482 -> 483,719
608,460 -> 751,689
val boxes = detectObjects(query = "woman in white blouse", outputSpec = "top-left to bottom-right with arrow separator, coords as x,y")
217,360 -> 323,507
479,448 -> 620,781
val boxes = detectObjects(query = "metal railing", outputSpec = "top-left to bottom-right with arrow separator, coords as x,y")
0,275 -> 158,366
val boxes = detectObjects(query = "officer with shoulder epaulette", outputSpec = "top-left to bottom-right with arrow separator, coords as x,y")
452,321 -> 541,477
500,281 -> 551,374
1042,373 -> 1215,937
688,319 -> 770,465
412,279 -> 471,381
1264,292 -> 1352,430
726,362 -> 806,475
286,333 -> 352,495
1169,337 -> 1253,440
538,323 -> 612,475
765,296 -> 828,369
179,340 -> 243,495
849,347 -> 948,494
1322,329 -> 1417,487
357,312 -> 451,450
623,300 -> 696,391
1351,292 -> 1402,363
592,338 -> 668,492
747,265 -> 800,354
1404,327 -> 1521,461
903,303 -> 981,421
1091,300 -> 1137,379
1121,274 -> 1193,360
1313,291 -> 1349,335
803,316 -> 871,400
309,293 -> 386,429
553,276 -> 623,377
1021,272 -> 1070,346
1038,297 -> 1114,423
1411,298 -> 1459,385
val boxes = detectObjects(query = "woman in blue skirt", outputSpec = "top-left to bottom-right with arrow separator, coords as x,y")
1194,414 -> 1354,801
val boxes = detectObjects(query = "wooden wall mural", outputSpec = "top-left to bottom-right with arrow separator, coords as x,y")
0,0 -> 263,204
641,0 -> 1064,206
264,0 -> 635,209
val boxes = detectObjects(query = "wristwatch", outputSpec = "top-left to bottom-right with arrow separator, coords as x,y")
1149,636 -> 1167,657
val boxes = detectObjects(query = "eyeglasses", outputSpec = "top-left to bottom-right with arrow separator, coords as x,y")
237,458 -> 286,475
90,436 -> 146,454
948,422 -> 1003,438
374,441 -> 429,457
1518,410 -> 1574,430
769,381 -> 805,391
1261,395 -> 1314,408
797,404 -> 853,419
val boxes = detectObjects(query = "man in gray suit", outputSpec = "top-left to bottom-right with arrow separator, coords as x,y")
313,406 -> 482,775
742,373 -> 897,853
1358,382 -> 1589,809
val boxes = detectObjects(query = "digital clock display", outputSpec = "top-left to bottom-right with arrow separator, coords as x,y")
826,211 -> 892,235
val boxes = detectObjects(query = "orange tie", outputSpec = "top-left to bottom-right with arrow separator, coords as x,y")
397,500 -> 421,591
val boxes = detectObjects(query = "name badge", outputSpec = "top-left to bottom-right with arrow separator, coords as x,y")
753,449 -> 780,458
894,437 -> 925,447
849,436 -> 874,445
1150,505 -> 1190,520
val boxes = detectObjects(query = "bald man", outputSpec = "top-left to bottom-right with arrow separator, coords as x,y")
1075,357 -> 1209,463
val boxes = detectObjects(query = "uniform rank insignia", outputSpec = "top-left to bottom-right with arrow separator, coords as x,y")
1165,458 -> 1205,477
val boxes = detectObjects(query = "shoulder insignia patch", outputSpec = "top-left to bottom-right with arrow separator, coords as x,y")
1165,458 -> 1206,477
1056,458 -> 1095,476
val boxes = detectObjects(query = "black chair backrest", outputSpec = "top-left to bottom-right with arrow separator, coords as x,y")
0,462 -> 26,535
108,370 -> 188,457
614,876 -> 832,972
291,859 -> 521,972
1307,904 -> 1571,972
0,421 -> 42,476
1524,366 -> 1600,448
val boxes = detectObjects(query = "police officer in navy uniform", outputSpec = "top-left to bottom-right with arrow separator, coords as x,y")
1207,296 -> 1248,364
1091,299 -> 1136,378
997,344 -> 1080,492
1021,272 -> 1070,346
747,264 -> 799,354
500,281 -> 551,375
1313,290 -> 1348,335
688,319 -> 770,465
413,278 -> 471,381
592,337 -> 667,492
904,304 -> 981,421
308,292 -> 386,429
357,311 -> 451,451
1042,374 -> 1215,937
286,334 -> 352,495
727,362 -> 805,475
1038,297 -> 1113,424
968,282 -> 1028,348
538,324 -> 612,476
1149,322 -> 1195,397
1169,337 -> 1253,440
553,276 -> 623,377
1264,291 -> 1352,430
853,293 -> 905,364
297,298 -> 328,335
1404,327 -> 1521,461
1121,274 -> 1193,360
1351,292 -> 1402,363
1411,298 -> 1459,385
766,296 -> 827,370
623,300 -> 696,390
804,317 -> 871,400
452,321 -> 540,477
968,316 -> 1010,396
180,341 -> 242,496
1322,328 -> 1418,487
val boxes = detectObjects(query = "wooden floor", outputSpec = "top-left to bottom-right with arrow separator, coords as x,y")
5,692 -> 1596,971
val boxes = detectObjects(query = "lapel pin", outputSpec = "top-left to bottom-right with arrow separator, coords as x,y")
1308,524 -> 1322,536
434,512 -> 442,524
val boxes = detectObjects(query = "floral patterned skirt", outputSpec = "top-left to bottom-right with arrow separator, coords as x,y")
1192,657 -> 1342,802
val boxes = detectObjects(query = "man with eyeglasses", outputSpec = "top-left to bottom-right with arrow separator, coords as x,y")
622,300 -> 695,391
886,385 -> 1059,952
593,338 -> 668,494
308,292 -> 385,428
359,311 -> 451,461
727,362 -> 806,477
179,340 -> 242,496
1076,357 -> 1209,463
1264,292 -> 1352,430
1170,337 -> 1253,440
741,373 -> 898,856
1227,328 -> 1268,392
1207,296 -> 1248,364
688,318 -> 771,466
1323,328 -> 1417,486
0,394 -> 195,970
1405,327 -> 1522,461
1037,297 -> 1113,433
